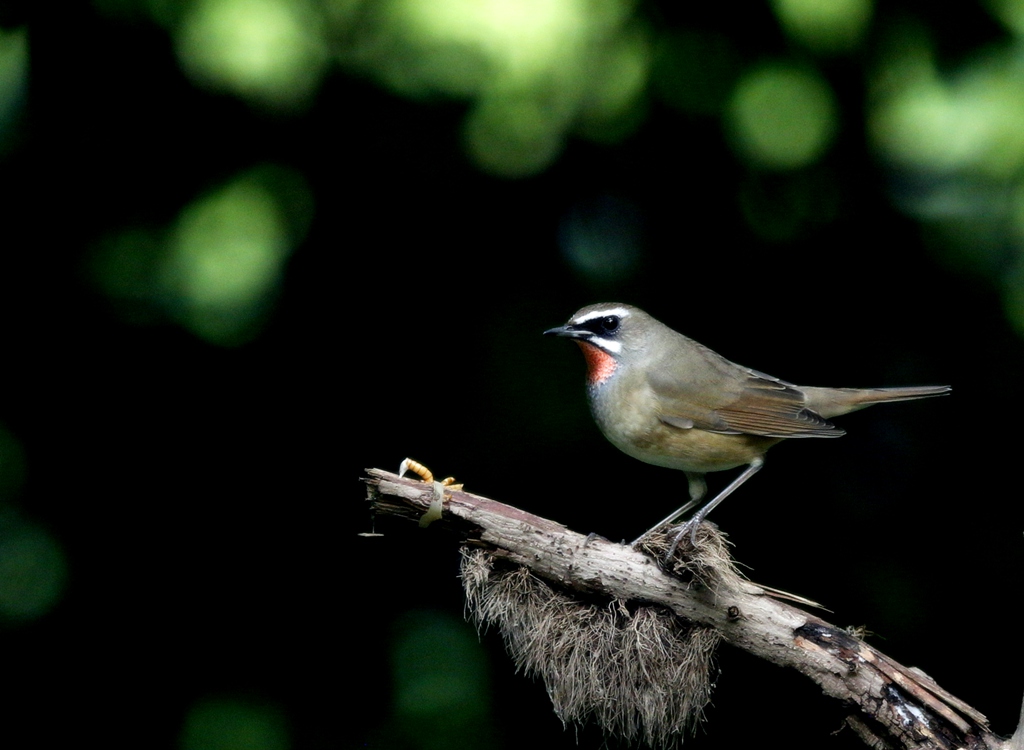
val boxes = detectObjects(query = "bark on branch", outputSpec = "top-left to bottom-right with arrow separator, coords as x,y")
364,467 -> 1013,750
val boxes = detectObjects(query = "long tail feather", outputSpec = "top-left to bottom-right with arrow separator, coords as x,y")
804,385 -> 951,418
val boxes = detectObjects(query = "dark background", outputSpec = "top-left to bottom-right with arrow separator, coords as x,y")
3,1 -> 1022,748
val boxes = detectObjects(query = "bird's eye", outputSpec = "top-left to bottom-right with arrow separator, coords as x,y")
600,316 -> 620,333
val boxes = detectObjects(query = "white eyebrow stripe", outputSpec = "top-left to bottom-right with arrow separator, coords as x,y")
593,338 -> 622,354
573,307 -> 631,325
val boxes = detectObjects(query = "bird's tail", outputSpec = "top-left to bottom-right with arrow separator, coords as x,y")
804,385 -> 951,419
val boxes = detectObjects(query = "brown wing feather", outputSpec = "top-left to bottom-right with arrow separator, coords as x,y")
647,341 -> 845,439
713,371 -> 845,438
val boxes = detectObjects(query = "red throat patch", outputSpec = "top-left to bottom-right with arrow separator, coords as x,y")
576,341 -> 617,385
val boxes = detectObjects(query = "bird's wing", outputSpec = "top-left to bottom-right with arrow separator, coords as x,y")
647,343 -> 845,438
711,369 -> 845,437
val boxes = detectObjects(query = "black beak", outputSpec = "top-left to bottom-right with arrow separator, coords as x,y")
544,324 -> 582,338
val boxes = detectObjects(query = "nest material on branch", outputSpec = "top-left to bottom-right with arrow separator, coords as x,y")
461,527 -> 737,748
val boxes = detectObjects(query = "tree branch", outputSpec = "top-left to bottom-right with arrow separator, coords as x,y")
364,467 -> 1010,750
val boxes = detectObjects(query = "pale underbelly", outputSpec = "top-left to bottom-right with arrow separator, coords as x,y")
602,421 -> 781,473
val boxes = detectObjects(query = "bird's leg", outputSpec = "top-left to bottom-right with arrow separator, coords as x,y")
665,458 -> 765,558
629,472 -> 707,546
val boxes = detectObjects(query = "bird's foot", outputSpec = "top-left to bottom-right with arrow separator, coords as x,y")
663,521 -> 699,561
630,521 -> 699,560
398,458 -> 462,527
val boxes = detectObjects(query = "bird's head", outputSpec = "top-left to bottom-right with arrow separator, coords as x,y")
545,303 -> 652,385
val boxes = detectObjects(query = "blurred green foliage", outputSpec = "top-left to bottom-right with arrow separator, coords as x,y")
86,0 -> 1024,334
385,610 -> 494,750
91,165 -> 312,344
0,26 -> 26,154
355,0 -> 1024,336
727,61 -> 837,169
181,697 -> 291,750
772,0 -> 873,53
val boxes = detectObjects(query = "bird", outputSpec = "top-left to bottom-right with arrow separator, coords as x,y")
544,303 -> 950,549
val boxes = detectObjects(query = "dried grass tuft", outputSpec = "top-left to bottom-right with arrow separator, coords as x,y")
461,525 -> 731,748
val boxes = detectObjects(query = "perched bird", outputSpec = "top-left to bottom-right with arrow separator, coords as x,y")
544,303 -> 950,547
